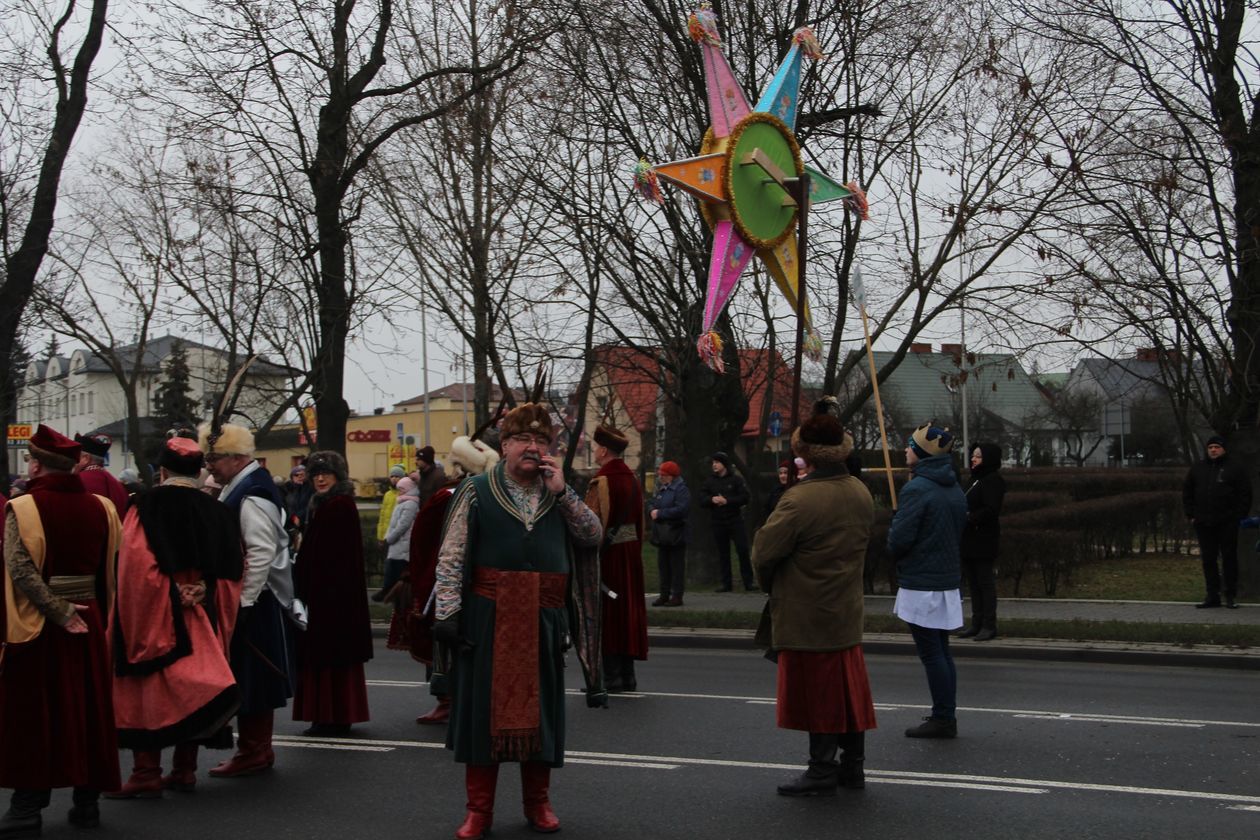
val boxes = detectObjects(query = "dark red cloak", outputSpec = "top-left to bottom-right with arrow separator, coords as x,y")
593,459 -> 648,659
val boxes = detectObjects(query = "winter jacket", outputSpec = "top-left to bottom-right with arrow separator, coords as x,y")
376,488 -> 398,541
699,461 -> 750,525
384,491 -> 420,561
752,468 -> 874,651
888,454 -> 967,591
1183,455 -> 1252,526
649,478 -> 691,542
960,442 -> 1005,559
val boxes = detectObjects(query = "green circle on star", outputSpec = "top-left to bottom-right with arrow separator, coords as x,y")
725,112 -> 803,249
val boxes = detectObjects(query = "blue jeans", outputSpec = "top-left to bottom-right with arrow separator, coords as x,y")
907,623 -> 956,720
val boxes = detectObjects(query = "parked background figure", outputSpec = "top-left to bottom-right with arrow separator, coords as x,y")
0,425 -> 123,835
648,460 -> 690,607
888,423 -> 967,739
958,442 -> 1005,641
372,464 -> 406,601
1183,435 -> 1252,609
292,451 -> 372,737
753,406 -> 877,797
585,424 -> 648,693
74,432 -> 130,515
764,459 -> 794,516
382,475 -> 420,620
699,451 -> 755,592
107,436 -> 243,799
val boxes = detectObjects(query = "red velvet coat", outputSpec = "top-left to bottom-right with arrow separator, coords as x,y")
293,492 -> 373,668
0,473 -> 121,790
586,459 -> 648,659
405,483 -> 457,664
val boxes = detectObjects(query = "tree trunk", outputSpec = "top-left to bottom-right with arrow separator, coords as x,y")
0,0 -> 109,494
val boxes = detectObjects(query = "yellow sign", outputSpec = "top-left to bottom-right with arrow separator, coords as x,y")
7,424 -> 32,444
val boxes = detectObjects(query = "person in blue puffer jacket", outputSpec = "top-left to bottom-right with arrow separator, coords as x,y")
887,422 -> 967,740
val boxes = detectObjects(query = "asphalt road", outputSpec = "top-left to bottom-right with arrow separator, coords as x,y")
51,641 -> 1260,840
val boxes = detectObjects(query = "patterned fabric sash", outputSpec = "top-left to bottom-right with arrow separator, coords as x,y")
47,575 -> 97,600
473,567 -> 567,761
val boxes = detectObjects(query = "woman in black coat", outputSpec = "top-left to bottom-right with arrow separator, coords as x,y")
958,442 -> 1005,641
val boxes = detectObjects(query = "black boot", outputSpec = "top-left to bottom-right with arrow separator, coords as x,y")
621,657 -> 637,693
777,733 -> 839,796
973,626 -> 997,642
838,732 -> 866,790
67,788 -> 99,829
1,790 -> 47,839
905,716 -> 957,739
603,658 -> 625,693
956,622 -> 980,639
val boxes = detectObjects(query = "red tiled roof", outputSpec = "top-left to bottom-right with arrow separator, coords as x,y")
593,345 -> 801,437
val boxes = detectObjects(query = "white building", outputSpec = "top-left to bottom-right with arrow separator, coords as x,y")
14,335 -> 297,475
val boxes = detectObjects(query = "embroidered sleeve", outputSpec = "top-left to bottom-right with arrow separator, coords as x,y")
434,483 -> 476,621
3,510 -> 74,625
557,485 -> 603,547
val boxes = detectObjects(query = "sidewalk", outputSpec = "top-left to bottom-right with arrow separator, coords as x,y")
643,592 -> 1260,670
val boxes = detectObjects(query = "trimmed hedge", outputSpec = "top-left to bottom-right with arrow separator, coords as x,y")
860,469 -> 1194,597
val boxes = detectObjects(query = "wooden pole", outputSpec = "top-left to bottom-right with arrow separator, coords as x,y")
789,173 -> 811,430
859,303 -> 898,509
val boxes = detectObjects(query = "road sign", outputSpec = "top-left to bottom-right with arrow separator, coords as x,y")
768,411 -> 782,437
7,424 -> 32,445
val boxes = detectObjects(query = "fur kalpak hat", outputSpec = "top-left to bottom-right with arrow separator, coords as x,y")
593,424 -> 629,454
791,399 -> 854,465
499,402 -> 554,443
28,424 -> 80,471
74,432 -> 112,459
198,422 -> 256,457
306,450 -> 349,482
909,422 -> 954,458
448,436 -> 500,476
159,436 -> 205,476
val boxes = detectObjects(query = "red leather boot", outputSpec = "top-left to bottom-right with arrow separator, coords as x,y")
416,696 -> 451,724
162,742 -> 199,792
521,761 -> 560,833
209,712 -> 274,777
105,750 -> 164,798
455,764 -> 499,840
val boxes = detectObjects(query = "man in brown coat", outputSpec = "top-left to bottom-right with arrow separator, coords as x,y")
752,405 -> 876,796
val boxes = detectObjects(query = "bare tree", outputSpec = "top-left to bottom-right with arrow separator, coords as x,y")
0,0 -> 109,492
128,0 -> 543,454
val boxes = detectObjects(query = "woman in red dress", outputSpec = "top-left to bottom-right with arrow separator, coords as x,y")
292,451 -> 373,736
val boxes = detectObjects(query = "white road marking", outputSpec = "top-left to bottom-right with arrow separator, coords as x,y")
371,680 -> 1257,731
276,734 -> 1259,807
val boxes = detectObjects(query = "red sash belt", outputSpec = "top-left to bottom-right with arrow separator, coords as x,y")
471,567 -> 568,761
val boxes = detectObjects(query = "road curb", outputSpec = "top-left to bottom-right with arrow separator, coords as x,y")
371,623 -> 1258,669
645,628 -> 1260,670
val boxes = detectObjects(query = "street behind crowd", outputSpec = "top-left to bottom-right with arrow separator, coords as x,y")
66,641 -> 1260,840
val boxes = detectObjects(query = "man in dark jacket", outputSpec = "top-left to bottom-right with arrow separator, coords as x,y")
699,452 -> 755,592
1182,435 -> 1252,609
958,442 -> 1005,640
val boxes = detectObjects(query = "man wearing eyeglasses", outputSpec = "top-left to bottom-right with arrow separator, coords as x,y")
432,403 -> 605,840
198,422 -> 295,779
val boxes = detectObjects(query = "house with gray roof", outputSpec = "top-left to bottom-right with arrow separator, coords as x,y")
15,335 -> 297,474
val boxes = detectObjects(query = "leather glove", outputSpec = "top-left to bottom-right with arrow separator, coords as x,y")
433,616 -> 471,651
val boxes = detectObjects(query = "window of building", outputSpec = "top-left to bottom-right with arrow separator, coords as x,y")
88,392 -> 93,414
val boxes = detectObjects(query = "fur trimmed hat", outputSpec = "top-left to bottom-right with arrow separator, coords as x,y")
909,422 -> 954,458
307,450 -> 349,482
790,408 -> 854,465
198,422 -> 256,457
74,432 -> 112,459
500,402 -> 554,443
593,424 -> 629,454
448,435 -> 500,476
28,424 -> 80,472
159,436 -> 205,476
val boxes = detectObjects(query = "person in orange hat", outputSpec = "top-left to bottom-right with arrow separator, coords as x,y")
1,425 -> 123,835
648,461 -> 690,606
585,423 -> 648,692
